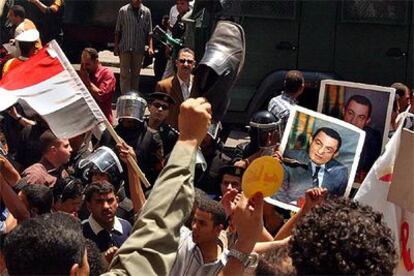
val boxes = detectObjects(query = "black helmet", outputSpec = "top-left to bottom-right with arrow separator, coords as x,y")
75,147 -> 123,190
249,111 -> 283,149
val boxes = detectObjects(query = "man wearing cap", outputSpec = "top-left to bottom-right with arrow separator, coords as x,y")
2,29 -> 40,76
155,47 -> 196,129
99,94 -> 163,185
146,92 -> 179,156
79,47 -> 116,124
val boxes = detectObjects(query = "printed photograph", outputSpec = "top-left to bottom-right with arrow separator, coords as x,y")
317,80 -> 395,182
267,106 -> 365,211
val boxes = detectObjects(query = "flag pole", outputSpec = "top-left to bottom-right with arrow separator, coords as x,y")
46,41 -> 152,188
103,120 -> 151,188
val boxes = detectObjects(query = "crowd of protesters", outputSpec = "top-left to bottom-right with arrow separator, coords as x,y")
0,0 -> 413,275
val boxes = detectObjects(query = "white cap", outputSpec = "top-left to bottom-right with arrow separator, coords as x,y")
15,29 -> 40,42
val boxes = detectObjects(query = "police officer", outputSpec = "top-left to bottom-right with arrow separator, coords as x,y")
146,92 -> 179,157
234,110 -> 283,168
99,92 -> 163,185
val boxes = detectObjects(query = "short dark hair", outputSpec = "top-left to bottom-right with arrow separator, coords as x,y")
177,47 -> 195,58
289,197 -> 398,275
11,5 -> 25,19
197,196 -> 227,228
4,213 -> 86,275
84,181 -> 115,202
53,177 -> 84,203
85,239 -> 106,276
257,244 -> 296,275
18,41 -> 37,57
39,130 -> 59,155
284,70 -> 304,94
82,47 -> 99,61
391,82 -> 409,98
312,127 -> 342,152
345,95 -> 372,118
22,184 -> 53,215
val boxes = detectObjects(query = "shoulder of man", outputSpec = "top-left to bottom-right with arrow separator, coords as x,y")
119,3 -> 130,12
100,66 -> 116,78
117,217 -> 132,232
156,76 -> 174,87
140,4 -> 151,14
326,158 -> 347,172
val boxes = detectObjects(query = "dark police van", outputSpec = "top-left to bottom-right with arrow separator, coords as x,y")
1,0 -> 412,126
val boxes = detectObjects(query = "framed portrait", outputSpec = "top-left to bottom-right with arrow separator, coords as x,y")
266,106 -> 365,212
317,80 -> 395,183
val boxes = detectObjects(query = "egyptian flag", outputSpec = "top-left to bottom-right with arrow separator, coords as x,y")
0,40 -> 105,138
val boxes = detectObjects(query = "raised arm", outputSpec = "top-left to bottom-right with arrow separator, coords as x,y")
106,98 -> 211,275
117,142 -> 146,215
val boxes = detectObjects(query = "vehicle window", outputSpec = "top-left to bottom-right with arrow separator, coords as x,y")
240,0 -> 297,20
341,0 -> 409,25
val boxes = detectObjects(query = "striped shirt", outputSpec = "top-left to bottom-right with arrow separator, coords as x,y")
115,3 -> 152,53
268,93 -> 297,120
170,227 -> 229,276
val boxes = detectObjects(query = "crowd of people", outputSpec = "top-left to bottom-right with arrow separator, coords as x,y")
0,0 -> 413,275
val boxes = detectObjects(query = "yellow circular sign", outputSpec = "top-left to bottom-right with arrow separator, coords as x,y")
242,156 -> 284,198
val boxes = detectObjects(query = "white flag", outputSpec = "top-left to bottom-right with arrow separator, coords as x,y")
0,40 -> 105,138
355,114 -> 414,275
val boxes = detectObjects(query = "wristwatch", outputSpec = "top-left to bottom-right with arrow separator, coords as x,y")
228,249 -> 259,268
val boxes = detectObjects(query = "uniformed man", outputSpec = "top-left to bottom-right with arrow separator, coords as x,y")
99,92 -> 163,185
146,92 -> 179,157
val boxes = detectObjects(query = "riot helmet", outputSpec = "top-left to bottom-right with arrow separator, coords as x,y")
116,93 -> 147,123
249,110 -> 283,149
76,146 -> 123,189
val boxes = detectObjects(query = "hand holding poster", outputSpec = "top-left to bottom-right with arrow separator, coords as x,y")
266,106 -> 365,211
242,156 -> 284,198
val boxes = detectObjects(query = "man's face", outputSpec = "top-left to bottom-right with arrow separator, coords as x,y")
192,209 -> 221,245
149,99 -> 170,123
220,174 -> 241,196
91,172 -> 111,184
131,0 -> 141,9
120,118 -> 141,129
309,131 -> 339,166
176,0 -> 189,14
176,51 -> 195,78
58,196 -> 82,217
87,192 -> 118,227
7,11 -> 20,26
399,88 -> 410,111
54,139 -> 72,166
343,100 -> 371,129
81,52 -> 98,74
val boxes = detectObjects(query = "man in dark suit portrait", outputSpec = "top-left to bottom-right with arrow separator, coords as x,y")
274,127 -> 348,205
343,95 -> 381,182
154,47 -> 195,129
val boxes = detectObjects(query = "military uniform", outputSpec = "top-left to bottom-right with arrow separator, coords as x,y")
145,116 -> 179,157
99,122 -> 164,185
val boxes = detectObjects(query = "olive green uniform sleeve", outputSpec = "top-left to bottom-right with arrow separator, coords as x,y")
104,143 -> 196,276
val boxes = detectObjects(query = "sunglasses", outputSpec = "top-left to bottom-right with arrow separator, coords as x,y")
178,59 -> 195,65
152,102 -> 169,111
